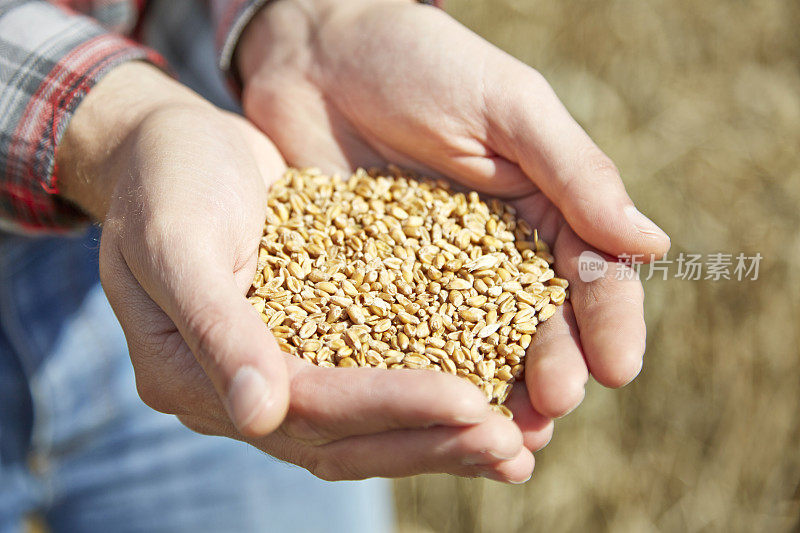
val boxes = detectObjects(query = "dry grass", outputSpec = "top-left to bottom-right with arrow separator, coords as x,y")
394,1 -> 800,531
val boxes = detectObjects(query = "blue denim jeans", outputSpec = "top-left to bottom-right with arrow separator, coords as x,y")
0,229 -> 393,533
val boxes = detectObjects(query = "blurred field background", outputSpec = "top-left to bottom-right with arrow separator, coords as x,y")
395,1 -> 800,531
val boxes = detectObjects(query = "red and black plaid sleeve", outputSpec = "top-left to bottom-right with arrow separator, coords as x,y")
0,1 -> 164,234
0,0 -> 442,234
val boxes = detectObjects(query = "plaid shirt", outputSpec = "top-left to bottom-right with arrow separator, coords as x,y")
0,0 -> 440,234
0,0 -> 273,233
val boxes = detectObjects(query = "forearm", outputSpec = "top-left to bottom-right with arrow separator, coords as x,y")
56,63 -> 213,221
0,1 -> 170,233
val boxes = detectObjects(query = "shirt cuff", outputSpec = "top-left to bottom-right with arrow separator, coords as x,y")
213,0 -> 273,76
213,0 -> 443,94
0,3 -> 166,234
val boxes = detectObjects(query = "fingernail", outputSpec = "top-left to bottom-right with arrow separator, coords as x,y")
509,472 -> 533,484
621,358 -> 644,387
478,469 -> 505,482
624,205 -> 668,239
478,469 -> 531,484
225,366 -> 271,431
462,449 -> 515,466
557,387 -> 586,418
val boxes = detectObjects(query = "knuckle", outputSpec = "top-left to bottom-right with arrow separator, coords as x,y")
501,68 -> 550,117
581,275 -> 617,311
586,151 -> 620,178
525,68 -> 549,90
505,63 -> 549,92
562,147 -> 622,199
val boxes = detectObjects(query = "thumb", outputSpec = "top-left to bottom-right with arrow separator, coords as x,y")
485,64 -> 671,258
161,258 -> 290,437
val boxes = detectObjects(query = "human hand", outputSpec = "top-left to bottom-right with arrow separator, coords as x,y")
57,62 -> 541,483
238,0 -> 671,428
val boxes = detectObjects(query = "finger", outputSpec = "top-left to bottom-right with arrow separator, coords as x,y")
523,300 -> 589,418
480,448 -> 536,484
280,362 -> 491,444
296,413 -> 528,482
224,111 -> 288,184
483,57 -> 670,258
505,386 -> 554,452
553,228 -> 647,387
99,240 -> 223,418
222,407 -> 531,483
508,195 -> 589,415
176,268 -> 290,436
377,146 -> 540,200
116,234 -> 290,437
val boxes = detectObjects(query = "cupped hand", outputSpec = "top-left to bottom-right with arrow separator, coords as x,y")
57,63 -> 538,483
238,0 -> 671,427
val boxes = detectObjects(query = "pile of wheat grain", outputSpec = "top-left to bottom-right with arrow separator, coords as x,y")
248,167 -> 567,416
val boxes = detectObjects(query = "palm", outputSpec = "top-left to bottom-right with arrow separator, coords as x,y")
239,1 -> 669,431
103,108 -> 546,482
242,3 -> 540,193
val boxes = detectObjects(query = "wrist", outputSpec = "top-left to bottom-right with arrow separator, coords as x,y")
56,62 -> 212,221
235,0 -> 414,87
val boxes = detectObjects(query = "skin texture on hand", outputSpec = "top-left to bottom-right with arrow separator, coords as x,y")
55,62 -> 540,484
237,0 -> 671,444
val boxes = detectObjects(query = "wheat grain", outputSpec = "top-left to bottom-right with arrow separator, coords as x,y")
248,167 -> 569,418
